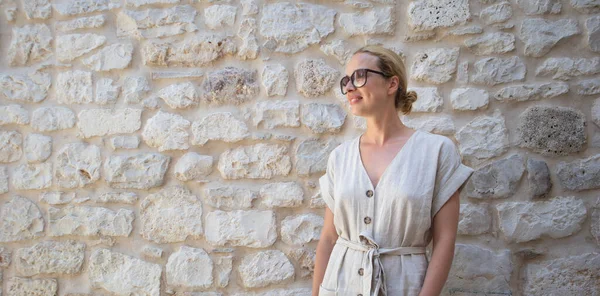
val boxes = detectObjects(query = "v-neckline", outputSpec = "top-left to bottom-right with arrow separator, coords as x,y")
357,130 -> 419,191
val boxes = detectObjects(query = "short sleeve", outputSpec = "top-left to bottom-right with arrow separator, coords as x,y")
318,149 -> 336,213
432,137 -> 474,217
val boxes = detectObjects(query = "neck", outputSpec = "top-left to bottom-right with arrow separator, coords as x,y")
362,108 -> 411,146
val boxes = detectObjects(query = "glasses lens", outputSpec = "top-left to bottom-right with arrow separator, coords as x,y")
354,69 -> 367,88
340,76 -> 350,94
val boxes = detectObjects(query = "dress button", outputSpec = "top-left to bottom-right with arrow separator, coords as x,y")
364,216 -> 372,224
358,294 -> 363,296
358,268 -> 364,276
366,190 -> 373,197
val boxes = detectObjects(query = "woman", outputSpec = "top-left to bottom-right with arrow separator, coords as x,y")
312,45 -> 474,296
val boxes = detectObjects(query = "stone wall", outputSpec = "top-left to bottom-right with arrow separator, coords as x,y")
0,0 -> 599,295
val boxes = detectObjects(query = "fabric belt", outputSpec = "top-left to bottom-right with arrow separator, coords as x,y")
335,235 -> 426,296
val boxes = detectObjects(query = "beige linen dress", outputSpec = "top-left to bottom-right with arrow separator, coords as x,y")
318,130 -> 474,296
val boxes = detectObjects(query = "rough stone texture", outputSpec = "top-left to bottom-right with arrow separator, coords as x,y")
517,106 -> 586,156
192,112 -> 249,145
471,56 -> 526,85
0,104 -> 29,126
408,87 -> 443,113
295,59 -> 338,97
142,245 -> 163,259
281,213 -> 323,245
201,67 -> 259,105
95,78 -> 120,105
260,182 -> 304,208
78,108 -> 142,138
155,82 -> 199,109
577,77 -> 600,95
82,43 -> 134,71
56,71 -> 93,105
401,114 -> 456,135
494,82 -> 569,102
320,40 -> 353,65
40,192 -> 75,205
0,72 -> 51,103
480,2 -> 512,24
496,196 -> 586,242
0,196 -> 44,242
527,158 -> 552,198
203,183 -> 258,210
205,210 -> 277,248
55,143 -> 101,188
56,34 -> 106,62
408,0 -> 470,32
104,153 -> 169,189
238,250 -> 294,288
110,136 -> 139,150
586,16 -> 600,52
89,249 -> 161,296
140,186 -> 203,243
455,110 -> 510,165
338,7 -> 395,36
0,166 -> 8,194
7,277 -> 57,296
23,0 -> 51,20
174,152 -> 213,181
0,131 -> 22,163
593,200 -> 600,246
16,240 -> 85,276
122,76 -> 150,104
218,144 -> 291,179
262,64 -> 288,96
465,154 -> 525,199
7,24 -> 52,66
520,19 -> 580,57
464,32 -> 515,55
301,103 -> 346,134
231,289 -> 312,296
205,4 -> 236,29
411,48 -> 459,84
556,154 -> 600,191
524,253 -> 600,295
53,0 -> 121,16
570,0 -> 600,13
56,15 -> 106,32
535,57 -> 600,80
142,111 -> 190,151
214,254 -> 233,288
0,246 -> 11,267
237,17 -> 258,60
141,33 -> 236,67
458,204 -> 491,235
517,0 -> 562,14
48,205 -> 134,237
259,3 -> 336,53
12,163 -> 52,190
31,107 -> 76,132
450,88 -> 489,111
166,246 -> 213,289
117,5 -> 197,39
249,100 -> 300,129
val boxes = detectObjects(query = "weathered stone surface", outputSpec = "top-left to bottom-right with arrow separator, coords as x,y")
249,100 -> 300,129
496,196 -> 586,242
192,112 -> 249,145
125,0 -> 180,7
295,59 -> 338,97
593,199 -> 600,246
55,143 -> 101,188
54,0 -> 121,16
218,144 -> 291,179
465,154 -> 525,199
0,246 -> 11,267
556,153 -> 600,191
0,166 -> 8,194
450,88 -> 489,111
536,57 -> 600,80
82,43 -> 133,71
401,114 -> 456,135
260,182 -> 304,208
231,288 -> 312,296
242,0 -> 258,15
141,33 -> 236,67
570,0 -> 600,13
174,152 -> 213,181
455,110 -> 509,165
443,244 -> 512,295
214,254 -> 233,288
259,3 -> 335,53
296,138 -> 339,177
408,0 -> 470,32
577,77 -> 600,95
339,7 -> 394,35
95,78 -> 120,105
7,24 -> 52,66
201,67 -> 259,105
458,204 -> 491,235
494,82 -> 569,102
0,196 -> 44,242
0,72 -> 51,103
166,246 -> 213,289
117,5 -> 197,39
409,87 -> 443,113
78,108 -> 142,138
205,4 -> 236,29
109,136 -> 139,150
480,2 -> 512,24
239,250 -> 294,288
142,111 -> 190,151
593,98 -> 600,128
48,205 -> 134,237
104,153 -> 169,189
7,277 -> 57,296
527,158 -> 552,198
237,17 -> 259,60
203,183 -> 257,210
517,0 -> 561,14
56,34 -> 106,62
301,103 -> 346,134
0,131 -> 22,163
156,82 -> 199,109
587,16 -> 600,52
123,76 -> 150,104
40,192 -> 75,205
517,106 -> 586,156
281,213 -> 323,245
205,210 -> 277,248
13,163 -> 52,190
0,104 -> 28,126
471,56 -> 526,85
262,64 -> 288,96
465,32 -> 515,55
520,19 -> 580,57
56,71 -> 93,105
93,192 -> 138,204
524,253 -> 600,295
411,48 -> 459,84
89,249 -> 161,296
142,245 -> 163,259
23,0 -> 51,19
140,186 -> 203,243
16,240 -> 85,276
56,15 -> 106,32
31,107 -> 75,132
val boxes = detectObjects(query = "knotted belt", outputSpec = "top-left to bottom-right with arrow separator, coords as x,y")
335,235 -> 426,296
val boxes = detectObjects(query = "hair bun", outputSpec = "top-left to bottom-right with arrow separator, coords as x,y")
405,90 -> 418,104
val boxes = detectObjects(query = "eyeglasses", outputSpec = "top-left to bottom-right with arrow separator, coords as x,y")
340,68 -> 389,95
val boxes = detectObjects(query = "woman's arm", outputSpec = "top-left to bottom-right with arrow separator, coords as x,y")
418,190 -> 460,296
312,207 -> 338,296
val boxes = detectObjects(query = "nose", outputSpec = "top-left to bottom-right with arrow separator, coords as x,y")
345,82 -> 356,93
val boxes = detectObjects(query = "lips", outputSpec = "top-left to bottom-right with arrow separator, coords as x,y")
349,96 -> 362,105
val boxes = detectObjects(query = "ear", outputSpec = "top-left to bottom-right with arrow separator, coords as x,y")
387,76 -> 400,96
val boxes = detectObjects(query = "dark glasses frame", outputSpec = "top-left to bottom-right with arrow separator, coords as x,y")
340,68 -> 389,95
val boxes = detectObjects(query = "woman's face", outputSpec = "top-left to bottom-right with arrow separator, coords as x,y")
343,52 -> 393,117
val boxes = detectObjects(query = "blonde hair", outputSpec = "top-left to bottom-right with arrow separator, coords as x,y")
353,45 -> 417,115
